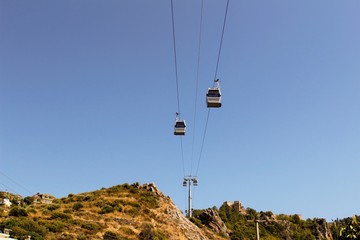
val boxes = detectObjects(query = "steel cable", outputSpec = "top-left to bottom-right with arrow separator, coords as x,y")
190,0 -> 204,176
171,0 -> 186,176
195,0 -> 230,177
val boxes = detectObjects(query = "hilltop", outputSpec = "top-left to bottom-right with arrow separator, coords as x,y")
0,183 -> 359,240
0,183 -> 226,240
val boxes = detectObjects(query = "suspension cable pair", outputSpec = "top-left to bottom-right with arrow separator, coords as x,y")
171,0 -> 230,179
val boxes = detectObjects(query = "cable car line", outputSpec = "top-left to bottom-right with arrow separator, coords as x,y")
195,0 -> 230,177
170,0 -> 230,218
180,138 -> 186,176
195,108 -> 210,177
171,0 -> 181,115
171,0 -> 229,185
190,0 -> 204,176
171,0 -> 186,177
213,0 -> 230,81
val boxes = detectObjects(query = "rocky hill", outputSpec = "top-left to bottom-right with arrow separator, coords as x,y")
0,183 -> 357,240
0,183 -> 227,240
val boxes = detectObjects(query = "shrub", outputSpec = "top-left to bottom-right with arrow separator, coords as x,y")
77,234 -> 88,240
51,211 -> 71,220
23,196 -> 34,205
73,203 -> 84,211
103,231 -> 120,240
47,204 -> 60,211
0,217 -> 47,239
190,217 -> 203,228
83,195 -> 93,201
80,221 -> 103,234
99,205 -> 114,214
42,220 -> 67,233
9,206 -> 27,217
127,207 -> 140,217
140,192 -> 159,209
139,224 -> 154,240
63,209 -> 72,214
138,224 -> 167,240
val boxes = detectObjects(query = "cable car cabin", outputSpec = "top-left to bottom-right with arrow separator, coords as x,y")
183,180 -> 187,187
174,120 -> 186,136
206,88 -> 222,108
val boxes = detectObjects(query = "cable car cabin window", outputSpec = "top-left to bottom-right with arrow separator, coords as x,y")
207,89 -> 221,97
175,121 -> 186,128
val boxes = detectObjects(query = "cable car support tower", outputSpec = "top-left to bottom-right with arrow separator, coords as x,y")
182,176 -> 198,217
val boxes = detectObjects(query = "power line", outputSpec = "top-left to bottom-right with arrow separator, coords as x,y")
0,170 -> 33,195
0,182 -> 19,195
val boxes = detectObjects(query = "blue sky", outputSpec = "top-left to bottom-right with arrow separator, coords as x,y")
1,0 -> 359,221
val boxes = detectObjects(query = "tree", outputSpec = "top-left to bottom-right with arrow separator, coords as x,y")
339,216 -> 360,239
23,196 -> 34,205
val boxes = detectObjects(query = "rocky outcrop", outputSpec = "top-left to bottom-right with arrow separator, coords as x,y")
165,203 -> 209,240
197,208 -> 229,237
315,218 -> 333,240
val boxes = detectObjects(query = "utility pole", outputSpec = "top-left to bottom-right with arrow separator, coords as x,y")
247,219 -> 266,240
182,176 -> 198,217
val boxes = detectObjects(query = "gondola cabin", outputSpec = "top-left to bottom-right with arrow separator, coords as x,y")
174,120 -> 186,135
206,88 -> 222,108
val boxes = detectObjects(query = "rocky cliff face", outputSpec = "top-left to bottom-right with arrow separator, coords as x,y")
140,183 -> 226,239
315,218 -> 333,240
196,208 -> 229,237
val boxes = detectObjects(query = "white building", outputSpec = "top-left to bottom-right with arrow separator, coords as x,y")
0,198 -> 12,208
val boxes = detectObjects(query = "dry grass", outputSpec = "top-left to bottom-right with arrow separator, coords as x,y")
0,183 -> 228,240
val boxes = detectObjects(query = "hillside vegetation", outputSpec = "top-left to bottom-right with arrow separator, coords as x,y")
0,183 -> 358,240
0,183 -> 226,240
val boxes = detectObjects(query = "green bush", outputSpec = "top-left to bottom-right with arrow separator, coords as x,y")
63,208 -> 72,214
138,224 -> 167,240
0,217 -> 47,239
77,233 -> 88,240
140,192 -> 159,209
73,202 -> 84,211
99,205 -> 114,214
47,204 -> 60,211
51,211 -> 71,220
103,231 -> 120,240
190,217 -> 203,228
83,195 -> 93,201
9,206 -> 28,217
42,220 -> 67,233
23,196 -> 34,205
339,216 -> 360,239
78,221 -> 103,235
127,207 -> 140,217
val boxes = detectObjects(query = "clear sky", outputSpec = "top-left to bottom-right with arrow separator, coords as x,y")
1,0 -> 359,221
